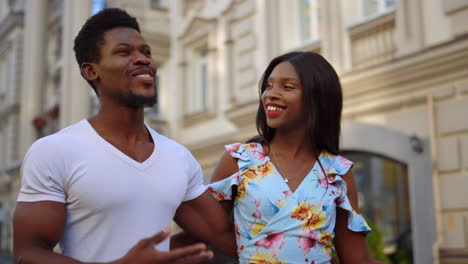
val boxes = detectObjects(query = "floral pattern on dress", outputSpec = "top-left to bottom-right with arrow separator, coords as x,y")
208,143 -> 371,264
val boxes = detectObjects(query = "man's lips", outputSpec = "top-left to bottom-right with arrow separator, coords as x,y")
133,73 -> 154,83
130,68 -> 155,83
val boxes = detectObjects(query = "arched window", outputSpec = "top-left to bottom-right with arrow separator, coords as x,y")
341,120 -> 434,264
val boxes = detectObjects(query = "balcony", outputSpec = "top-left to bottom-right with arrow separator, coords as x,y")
348,11 -> 396,69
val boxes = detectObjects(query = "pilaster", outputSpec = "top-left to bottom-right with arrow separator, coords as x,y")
18,0 -> 46,155
59,0 -> 92,129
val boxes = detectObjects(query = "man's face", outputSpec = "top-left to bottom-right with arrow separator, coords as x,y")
92,27 -> 157,108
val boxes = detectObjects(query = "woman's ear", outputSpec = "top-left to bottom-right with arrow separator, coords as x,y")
81,63 -> 98,82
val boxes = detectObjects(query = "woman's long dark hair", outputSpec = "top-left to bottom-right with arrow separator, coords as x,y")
252,52 -> 343,155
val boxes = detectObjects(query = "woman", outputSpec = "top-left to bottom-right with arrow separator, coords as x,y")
207,52 -> 382,264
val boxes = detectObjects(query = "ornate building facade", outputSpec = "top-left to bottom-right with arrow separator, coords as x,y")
0,0 -> 467,263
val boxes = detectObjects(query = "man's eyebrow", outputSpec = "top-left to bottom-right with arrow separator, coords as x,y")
113,43 -> 131,48
141,43 -> 151,49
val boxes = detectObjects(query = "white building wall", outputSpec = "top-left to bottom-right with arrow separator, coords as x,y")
2,0 -> 468,262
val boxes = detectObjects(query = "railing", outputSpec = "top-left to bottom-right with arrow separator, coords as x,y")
348,11 -> 396,68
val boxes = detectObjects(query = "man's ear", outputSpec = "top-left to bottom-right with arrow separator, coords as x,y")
81,63 -> 98,82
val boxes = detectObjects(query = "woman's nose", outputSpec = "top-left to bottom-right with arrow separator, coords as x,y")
264,86 -> 281,99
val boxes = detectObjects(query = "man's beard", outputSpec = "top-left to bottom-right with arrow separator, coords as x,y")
112,87 -> 157,108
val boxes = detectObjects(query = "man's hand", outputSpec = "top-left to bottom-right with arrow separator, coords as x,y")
119,227 -> 214,264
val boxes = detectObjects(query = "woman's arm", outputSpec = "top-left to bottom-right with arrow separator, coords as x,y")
333,169 -> 384,264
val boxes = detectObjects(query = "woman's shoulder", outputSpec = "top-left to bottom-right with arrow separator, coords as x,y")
225,142 -> 266,161
320,152 -> 353,176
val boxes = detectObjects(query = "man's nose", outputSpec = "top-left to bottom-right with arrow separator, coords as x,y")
133,52 -> 151,65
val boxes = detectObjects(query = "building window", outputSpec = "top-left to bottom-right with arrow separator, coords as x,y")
342,151 -> 412,261
0,0 -> 8,22
279,0 -> 323,52
150,0 -> 166,9
91,0 -> 106,15
188,45 -> 209,113
298,0 -> 323,42
363,0 -> 396,18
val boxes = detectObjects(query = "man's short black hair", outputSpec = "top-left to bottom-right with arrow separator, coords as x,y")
73,8 -> 141,93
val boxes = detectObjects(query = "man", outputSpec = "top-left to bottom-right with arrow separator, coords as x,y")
13,8 -> 235,264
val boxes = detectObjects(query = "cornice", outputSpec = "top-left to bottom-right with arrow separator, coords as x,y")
341,34 -> 468,98
178,15 -> 215,40
182,110 -> 217,128
348,11 -> 395,39
225,99 -> 258,128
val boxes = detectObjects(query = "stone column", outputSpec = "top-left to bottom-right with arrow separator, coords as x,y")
321,0 -> 345,73
18,0 -> 47,156
168,0 -> 181,139
59,0 -> 92,129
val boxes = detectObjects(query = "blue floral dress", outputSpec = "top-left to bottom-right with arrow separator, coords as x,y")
208,143 -> 371,264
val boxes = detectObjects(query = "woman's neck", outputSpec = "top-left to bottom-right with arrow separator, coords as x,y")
269,128 -> 315,159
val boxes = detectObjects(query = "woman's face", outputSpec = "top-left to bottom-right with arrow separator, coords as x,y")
261,61 -> 305,131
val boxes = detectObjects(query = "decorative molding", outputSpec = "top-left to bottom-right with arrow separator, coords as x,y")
181,0 -> 205,17
178,17 -> 215,44
225,100 -> 258,128
182,111 -> 216,128
0,101 -> 19,121
2,159 -> 21,174
282,39 -> 322,55
0,11 -> 23,41
342,92 -> 427,118
443,0 -> 468,15
340,36 -> 468,117
348,11 -> 396,68
341,35 -> 468,98
198,0 -> 233,19
348,11 -> 395,38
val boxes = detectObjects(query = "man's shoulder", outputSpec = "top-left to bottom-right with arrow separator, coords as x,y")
28,120 -> 89,154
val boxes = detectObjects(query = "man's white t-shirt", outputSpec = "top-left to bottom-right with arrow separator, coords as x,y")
17,119 -> 206,262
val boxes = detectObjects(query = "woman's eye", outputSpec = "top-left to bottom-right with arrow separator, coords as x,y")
266,83 -> 273,89
285,85 -> 295,89
118,50 -> 129,55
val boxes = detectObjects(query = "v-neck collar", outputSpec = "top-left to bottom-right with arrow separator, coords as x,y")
256,143 -> 322,194
267,155 -> 320,195
83,119 -> 160,170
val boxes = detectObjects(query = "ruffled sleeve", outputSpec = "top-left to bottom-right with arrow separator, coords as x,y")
225,143 -> 261,170
207,172 -> 239,201
327,155 -> 372,235
208,143 -> 266,201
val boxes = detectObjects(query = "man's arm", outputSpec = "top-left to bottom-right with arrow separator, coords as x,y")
13,201 -> 213,264
173,191 -> 237,258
